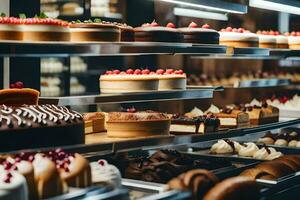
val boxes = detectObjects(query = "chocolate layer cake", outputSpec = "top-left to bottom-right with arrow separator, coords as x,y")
0,105 -> 84,151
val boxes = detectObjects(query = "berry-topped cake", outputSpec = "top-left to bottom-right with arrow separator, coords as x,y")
102,21 -> 134,42
285,31 -> 300,50
261,30 -> 289,49
0,16 -> 23,40
70,19 -> 121,42
0,104 -> 84,151
219,27 -> 259,48
99,68 -> 186,93
256,30 -> 277,48
134,21 -> 183,42
107,110 -> 171,138
178,22 -> 219,44
0,82 -> 39,106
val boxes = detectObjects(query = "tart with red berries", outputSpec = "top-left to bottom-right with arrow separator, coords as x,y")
0,82 -> 40,106
177,22 -> 219,44
219,27 -> 258,48
70,19 -> 121,42
156,69 -> 186,90
285,32 -> 300,50
134,21 -> 183,42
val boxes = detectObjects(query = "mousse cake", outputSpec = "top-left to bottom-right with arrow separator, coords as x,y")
256,30 -> 277,48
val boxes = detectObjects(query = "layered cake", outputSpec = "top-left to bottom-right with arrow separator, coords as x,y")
178,22 -> 219,44
0,16 -> 23,40
285,32 -> 300,50
0,105 -> 84,151
219,27 -> 259,47
205,104 -> 250,128
70,19 -> 121,42
0,83 -> 39,106
134,21 -> 183,42
83,112 -> 107,134
22,17 -> 70,42
156,69 -> 186,90
273,32 -> 289,49
256,31 -> 277,48
106,111 -> 170,138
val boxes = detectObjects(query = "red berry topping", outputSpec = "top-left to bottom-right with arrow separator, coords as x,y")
142,69 -> 150,74
291,31 -> 297,36
202,24 -> 210,29
175,70 -> 184,74
134,69 -> 142,75
151,20 -> 159,27
126,69 -> 134,74
166,22 -> 176,28
15,81 -> 24,89
238,28 -> 244,33
220,28 -> 226,32
284,32 -> 290,36
3,176 -> 11,183
9,84 -> 15,88
226,27 -> 233,32
113,70 -> 120,75
297,32 -> 300,36
3,162 -> 13,170
165,69 -> 174,74
189,22 -> 198,28
98,160 -> 105,166
150,71 -> 156,75
105,70 -> 113,75
156,69 -> 165,75
126,107 -> 136,113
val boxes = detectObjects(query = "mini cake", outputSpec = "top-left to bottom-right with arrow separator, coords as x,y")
256,31 -> 277,48
0,171 -> 28,200
107,111 -> 170,138
286,32 -> 300,50
22,18 -> 70,42
0,104 -> 84,151
206,104 -> 250,128
156,69 -> 186,90
219,27 -> 259,47
0,16 -> 23,40
178,22 -> 219,44
90,159 -> 121,188
0,82 -> 39,106
83,112 -> 107,134
70,19 -> 121,42
134,21 -> 183,42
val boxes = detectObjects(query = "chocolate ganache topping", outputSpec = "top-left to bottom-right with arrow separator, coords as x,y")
0,104 -> 83,129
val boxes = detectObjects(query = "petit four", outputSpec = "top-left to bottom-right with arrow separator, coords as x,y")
219,27 -> 258,47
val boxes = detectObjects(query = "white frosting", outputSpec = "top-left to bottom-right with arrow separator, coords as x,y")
219,31 -> 258,42
274,139 -> 288,146
0,24 -> 23,31
178,27 -> 218,33
134,26 -> 179,32
253,147 -> 282,160
100,74 -> 158,81
249,98 -> 262,107
70,27 -> 120,33
0,171 -> 28,200
185,107 -> 204,118
238,142 -> 259,157
257,34 -> 276,44
211,140 -> 234,154
90,160 -> 121,188
206,104 -> 220,114
288,36 -> 300,44
276,35 -> 288,44
32,154 -> 53,176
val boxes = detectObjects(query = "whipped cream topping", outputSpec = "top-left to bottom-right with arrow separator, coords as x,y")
249,98 -> 262,107
257,34 -> 276,43
253,147 -> 282,160
276,35 -> 288,44
219,31 -> 258,42
238,142 -> 259,157
185,107 -> 204,118
206,104 -> 220,114
274,139 -> 288,146
210,139 -> 241,154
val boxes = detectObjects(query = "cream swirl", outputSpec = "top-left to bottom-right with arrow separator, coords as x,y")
253,147 -> 282,160
210,139 -> 241,154
238,142 -> 259,157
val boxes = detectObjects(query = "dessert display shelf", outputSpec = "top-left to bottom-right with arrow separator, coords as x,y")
39,88 -> 215,106
270,49 -> 300,59
234,78 -> 291,88
229,46 -> 270,57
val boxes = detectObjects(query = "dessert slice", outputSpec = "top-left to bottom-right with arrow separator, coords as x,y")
0,82 -> 39,106
156,69 -> 187,90
83,112 -> 107,134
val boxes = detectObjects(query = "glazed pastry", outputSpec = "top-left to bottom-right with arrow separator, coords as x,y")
238,142 -> 259,157
257,132 -> 276,145
0,171 -> 28,200
203,176 -> 260,200
90,160 -> 121,188
210,139 -> 241,154
253,147 -> 282,160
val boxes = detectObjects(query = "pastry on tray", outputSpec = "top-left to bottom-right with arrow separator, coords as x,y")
257,131 -> 299,147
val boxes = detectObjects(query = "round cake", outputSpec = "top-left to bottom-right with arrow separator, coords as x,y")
70,20 -> 121,42
134,21 -> 183,42
0,17 -> 23,40
156,69 -> 186,90
286,32 -> 300,50
107,111 -> 170,138
256,31 -> 277,48
22,18 -> 70,42
178,22 -> 219,44
219,27 -> 258,48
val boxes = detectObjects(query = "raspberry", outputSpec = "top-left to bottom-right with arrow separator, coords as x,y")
15,81 -> 24,89
156,69 -> 165,74
188,22 -> 198,28
226,27 -> 233,32
166,69 -> 174,74
126,69 -> 134,74
134,69 -> 142,75
151,20 -> 159,27
142,69 -> 150,74
113,70 -> 120,74
166,22 -> 175,28
202,24 -> 210,29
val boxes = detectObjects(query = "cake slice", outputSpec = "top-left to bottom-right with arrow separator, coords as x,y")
0,86 -> 39,106
83,112 -> 107,134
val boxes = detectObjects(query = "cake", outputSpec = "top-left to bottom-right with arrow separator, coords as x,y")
219,27 -> 259,47
0,171 -> 28,200
170,107 -> 220,135
156,69 -> 187,90
134,21 -> 183,42
0,16 -> 23,40
90,159 -> 121,188
0,104 -> 84,151
256,31 -> 277,48
178,22 -> 219,44
275,33 -> 288,49
205,104 -> 250,128
286,32 -> 300,50
22,17 -> 70,42
106,111 -> 170,138
83,112 -> 106,134
115,23 -> 134,41
0,86 -> 39,106
70,19 -> 121,42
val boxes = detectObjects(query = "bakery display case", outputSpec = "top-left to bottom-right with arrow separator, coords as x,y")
1,0 -> 300,199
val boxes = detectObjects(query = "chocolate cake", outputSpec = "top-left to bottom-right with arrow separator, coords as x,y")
0,105 -> 84,151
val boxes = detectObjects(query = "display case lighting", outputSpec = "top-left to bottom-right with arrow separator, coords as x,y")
249,0 -> 300,15
157,0 -> 247,14
174,7 -> 228,21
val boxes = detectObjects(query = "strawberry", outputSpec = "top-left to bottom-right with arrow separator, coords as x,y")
226,27 -> 233,32
113,69 -> 121,74
156,69 -> 165,75
188,22 -> 198,28
166,22 -> 176,28
134,69 -> 142,75
126,69 -> 134,74
142,69 -> 150,74
202,24 -> 210,29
